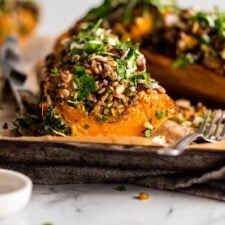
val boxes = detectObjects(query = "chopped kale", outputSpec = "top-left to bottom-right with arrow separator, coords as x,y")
44,105 -> 71,135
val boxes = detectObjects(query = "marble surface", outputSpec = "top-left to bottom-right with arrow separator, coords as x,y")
1,184 -> 225,225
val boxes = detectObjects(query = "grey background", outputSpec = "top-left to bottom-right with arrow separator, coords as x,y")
37,0 -> 225,36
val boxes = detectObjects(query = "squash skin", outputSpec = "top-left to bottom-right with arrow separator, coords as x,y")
142,50 -> 225,106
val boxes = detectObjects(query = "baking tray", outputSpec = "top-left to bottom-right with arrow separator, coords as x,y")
1,36 -> 225,184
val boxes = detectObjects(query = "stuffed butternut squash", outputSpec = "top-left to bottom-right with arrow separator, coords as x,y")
41,23 -> 176,137
0,0 -> 39,45
56,0 -> 225,105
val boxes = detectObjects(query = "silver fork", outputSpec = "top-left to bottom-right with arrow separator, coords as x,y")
157,110 -> 225,156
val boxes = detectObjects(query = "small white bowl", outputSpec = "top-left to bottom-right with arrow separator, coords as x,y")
0,169 -> 33,218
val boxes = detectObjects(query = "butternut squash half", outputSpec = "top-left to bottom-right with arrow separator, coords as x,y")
41,23 -> 176,137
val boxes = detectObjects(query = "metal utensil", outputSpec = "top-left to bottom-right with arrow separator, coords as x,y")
1,35 -> 30,116
157,110 -> 225,156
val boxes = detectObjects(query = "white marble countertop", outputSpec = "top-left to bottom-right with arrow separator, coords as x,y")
1,184 -> 225,225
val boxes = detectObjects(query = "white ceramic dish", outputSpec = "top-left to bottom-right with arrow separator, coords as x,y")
0,169 -> 33,218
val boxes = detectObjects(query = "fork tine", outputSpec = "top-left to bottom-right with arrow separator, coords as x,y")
204,110 -> 217,138
219,113 -> 225,141
198,110 -> 211,134
213,110 -> 224,140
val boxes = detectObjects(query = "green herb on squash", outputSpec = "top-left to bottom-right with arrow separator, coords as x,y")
144,129 -> 152,138
155,111 -> 168,119
51,67 -> 59,75
117,60 -> 126,79
173,53 -> 196,69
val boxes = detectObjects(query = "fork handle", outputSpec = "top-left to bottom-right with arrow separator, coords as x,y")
157,132 -> 203,156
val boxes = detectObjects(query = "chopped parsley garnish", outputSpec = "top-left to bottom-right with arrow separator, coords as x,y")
155,111 -> 168,119
77,75 -> 96,101
144,129 -> 152,138
215,13 -> 225,39
75,66 -> 86,76
73,66 -> 96,101
97,115 -> 108,122
192,11 -> 225,39
125,44 -> 139,61
146,0 -> 177,12
116,40 -> 132,50
85,0 -> 177,21
51,67 -> 59,75
86,40 -> 104,54
129,72 -> 152,87
117,60 -> 126,79
173,53 -> 196,69
115,185 -> 126,191
192,12 -> 215,27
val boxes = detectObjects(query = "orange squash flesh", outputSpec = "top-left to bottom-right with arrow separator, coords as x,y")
55,90 -> 176,137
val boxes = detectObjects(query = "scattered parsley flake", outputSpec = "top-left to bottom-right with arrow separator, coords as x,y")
97,115 -> 108,122
116,40 -> 132,50
51,68 -> 59,75
173,53 -> 196,69
144,129 -> 152,138
155,111 -> 168,119
117,60 -> 126,79
115,185 -> 126,191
